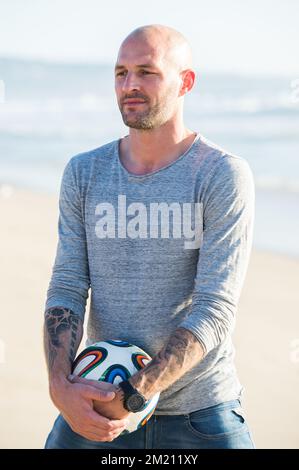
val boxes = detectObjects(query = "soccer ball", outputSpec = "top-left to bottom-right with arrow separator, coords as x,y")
72,339 -> 160,434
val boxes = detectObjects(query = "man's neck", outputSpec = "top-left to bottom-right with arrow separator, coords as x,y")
119,127 -> 197,176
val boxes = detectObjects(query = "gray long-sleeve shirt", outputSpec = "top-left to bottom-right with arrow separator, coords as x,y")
45,132 -> 255,414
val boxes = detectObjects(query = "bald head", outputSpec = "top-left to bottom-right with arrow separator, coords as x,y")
115,24 -> 195,130
119,24 -> 193,72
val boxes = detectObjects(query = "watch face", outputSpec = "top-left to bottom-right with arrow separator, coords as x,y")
127,394 -> 146,412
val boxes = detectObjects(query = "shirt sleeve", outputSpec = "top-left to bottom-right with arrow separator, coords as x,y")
44,159 -> 90,320
179,155 -> 255,356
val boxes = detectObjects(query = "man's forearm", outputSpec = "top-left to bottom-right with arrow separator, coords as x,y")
43,306 -> 83,387
128,327 -> 205,400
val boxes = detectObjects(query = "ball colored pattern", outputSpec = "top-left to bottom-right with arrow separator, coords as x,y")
71,347 -> 108,377
106,339 -> 133,347
132,353 -> 150,370
138,407 -> 156,429
101,364 -> 131,383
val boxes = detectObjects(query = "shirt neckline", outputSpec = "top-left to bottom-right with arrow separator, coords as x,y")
116,132 -> 200,179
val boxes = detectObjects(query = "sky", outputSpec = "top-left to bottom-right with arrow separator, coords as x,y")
0,0 -> 298,76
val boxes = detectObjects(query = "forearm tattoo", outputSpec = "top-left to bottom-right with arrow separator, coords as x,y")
44,307 -> 81,370
129,327 -> 204,399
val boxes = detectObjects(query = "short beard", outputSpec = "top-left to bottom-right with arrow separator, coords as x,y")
120,102 -> 167,130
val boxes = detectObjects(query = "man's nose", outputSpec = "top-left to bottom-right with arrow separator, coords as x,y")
121,72 -> 141,93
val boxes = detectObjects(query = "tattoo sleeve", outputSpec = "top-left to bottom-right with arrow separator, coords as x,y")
43,306 -> 83,379
129,327 -> 205,400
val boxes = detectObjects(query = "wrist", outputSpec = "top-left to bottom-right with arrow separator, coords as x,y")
114,383 -> 124,396
114,385 -> 127,410
117,380 -> 148,413
49,373 -> 70,406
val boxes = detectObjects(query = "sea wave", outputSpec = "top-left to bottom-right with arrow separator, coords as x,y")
1,91 -> 298,116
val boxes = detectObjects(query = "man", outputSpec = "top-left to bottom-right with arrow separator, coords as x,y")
44,24 -> 255,449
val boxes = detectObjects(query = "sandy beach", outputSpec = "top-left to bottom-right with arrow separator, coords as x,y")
0,187 -> 298,449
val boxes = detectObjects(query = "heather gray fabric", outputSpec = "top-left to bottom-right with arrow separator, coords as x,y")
45,133 -> 255,414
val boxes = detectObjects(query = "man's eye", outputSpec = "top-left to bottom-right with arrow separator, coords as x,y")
116,71 -> 126,77
115,70 -> 153,77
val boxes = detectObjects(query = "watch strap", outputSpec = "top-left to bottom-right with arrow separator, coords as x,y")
118,380 -> 139,396
118,380 -> 147,412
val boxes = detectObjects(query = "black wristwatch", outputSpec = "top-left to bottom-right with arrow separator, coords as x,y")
117,380 -> 148,413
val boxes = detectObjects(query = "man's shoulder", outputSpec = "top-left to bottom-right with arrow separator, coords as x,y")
60,139 -> 118,190
197,133 -> 246,164
196,133 -> 252,179
68,138 -> 118,169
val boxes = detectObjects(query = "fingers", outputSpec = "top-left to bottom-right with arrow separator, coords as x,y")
78,384 -> 116,402
88,410 -> 128,432
61,380 -> 129,442
80,412 -> 128,441
89,423 -> 127,441
64,408 -> 128,443
70,423 -> 125,443
68,374 -> 117,392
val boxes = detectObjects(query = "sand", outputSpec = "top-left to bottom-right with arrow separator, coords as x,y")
0,187 -> 298,448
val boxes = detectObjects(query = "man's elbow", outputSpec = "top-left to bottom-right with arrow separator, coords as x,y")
180,299 -> 236,355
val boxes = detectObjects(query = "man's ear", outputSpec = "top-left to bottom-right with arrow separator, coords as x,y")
179,69 -> 196,97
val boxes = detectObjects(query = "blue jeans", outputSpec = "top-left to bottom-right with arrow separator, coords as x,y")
45,399 -> 255,449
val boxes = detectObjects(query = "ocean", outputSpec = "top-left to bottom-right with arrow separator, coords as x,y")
0,58 -> 298,257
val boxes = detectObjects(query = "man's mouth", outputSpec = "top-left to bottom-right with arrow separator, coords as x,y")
123,99 -> 147,105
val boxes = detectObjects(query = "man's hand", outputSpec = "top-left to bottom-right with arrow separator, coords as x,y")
68,374 -> 132,421
68,327 -> 205,424
50,376 -> 129,442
